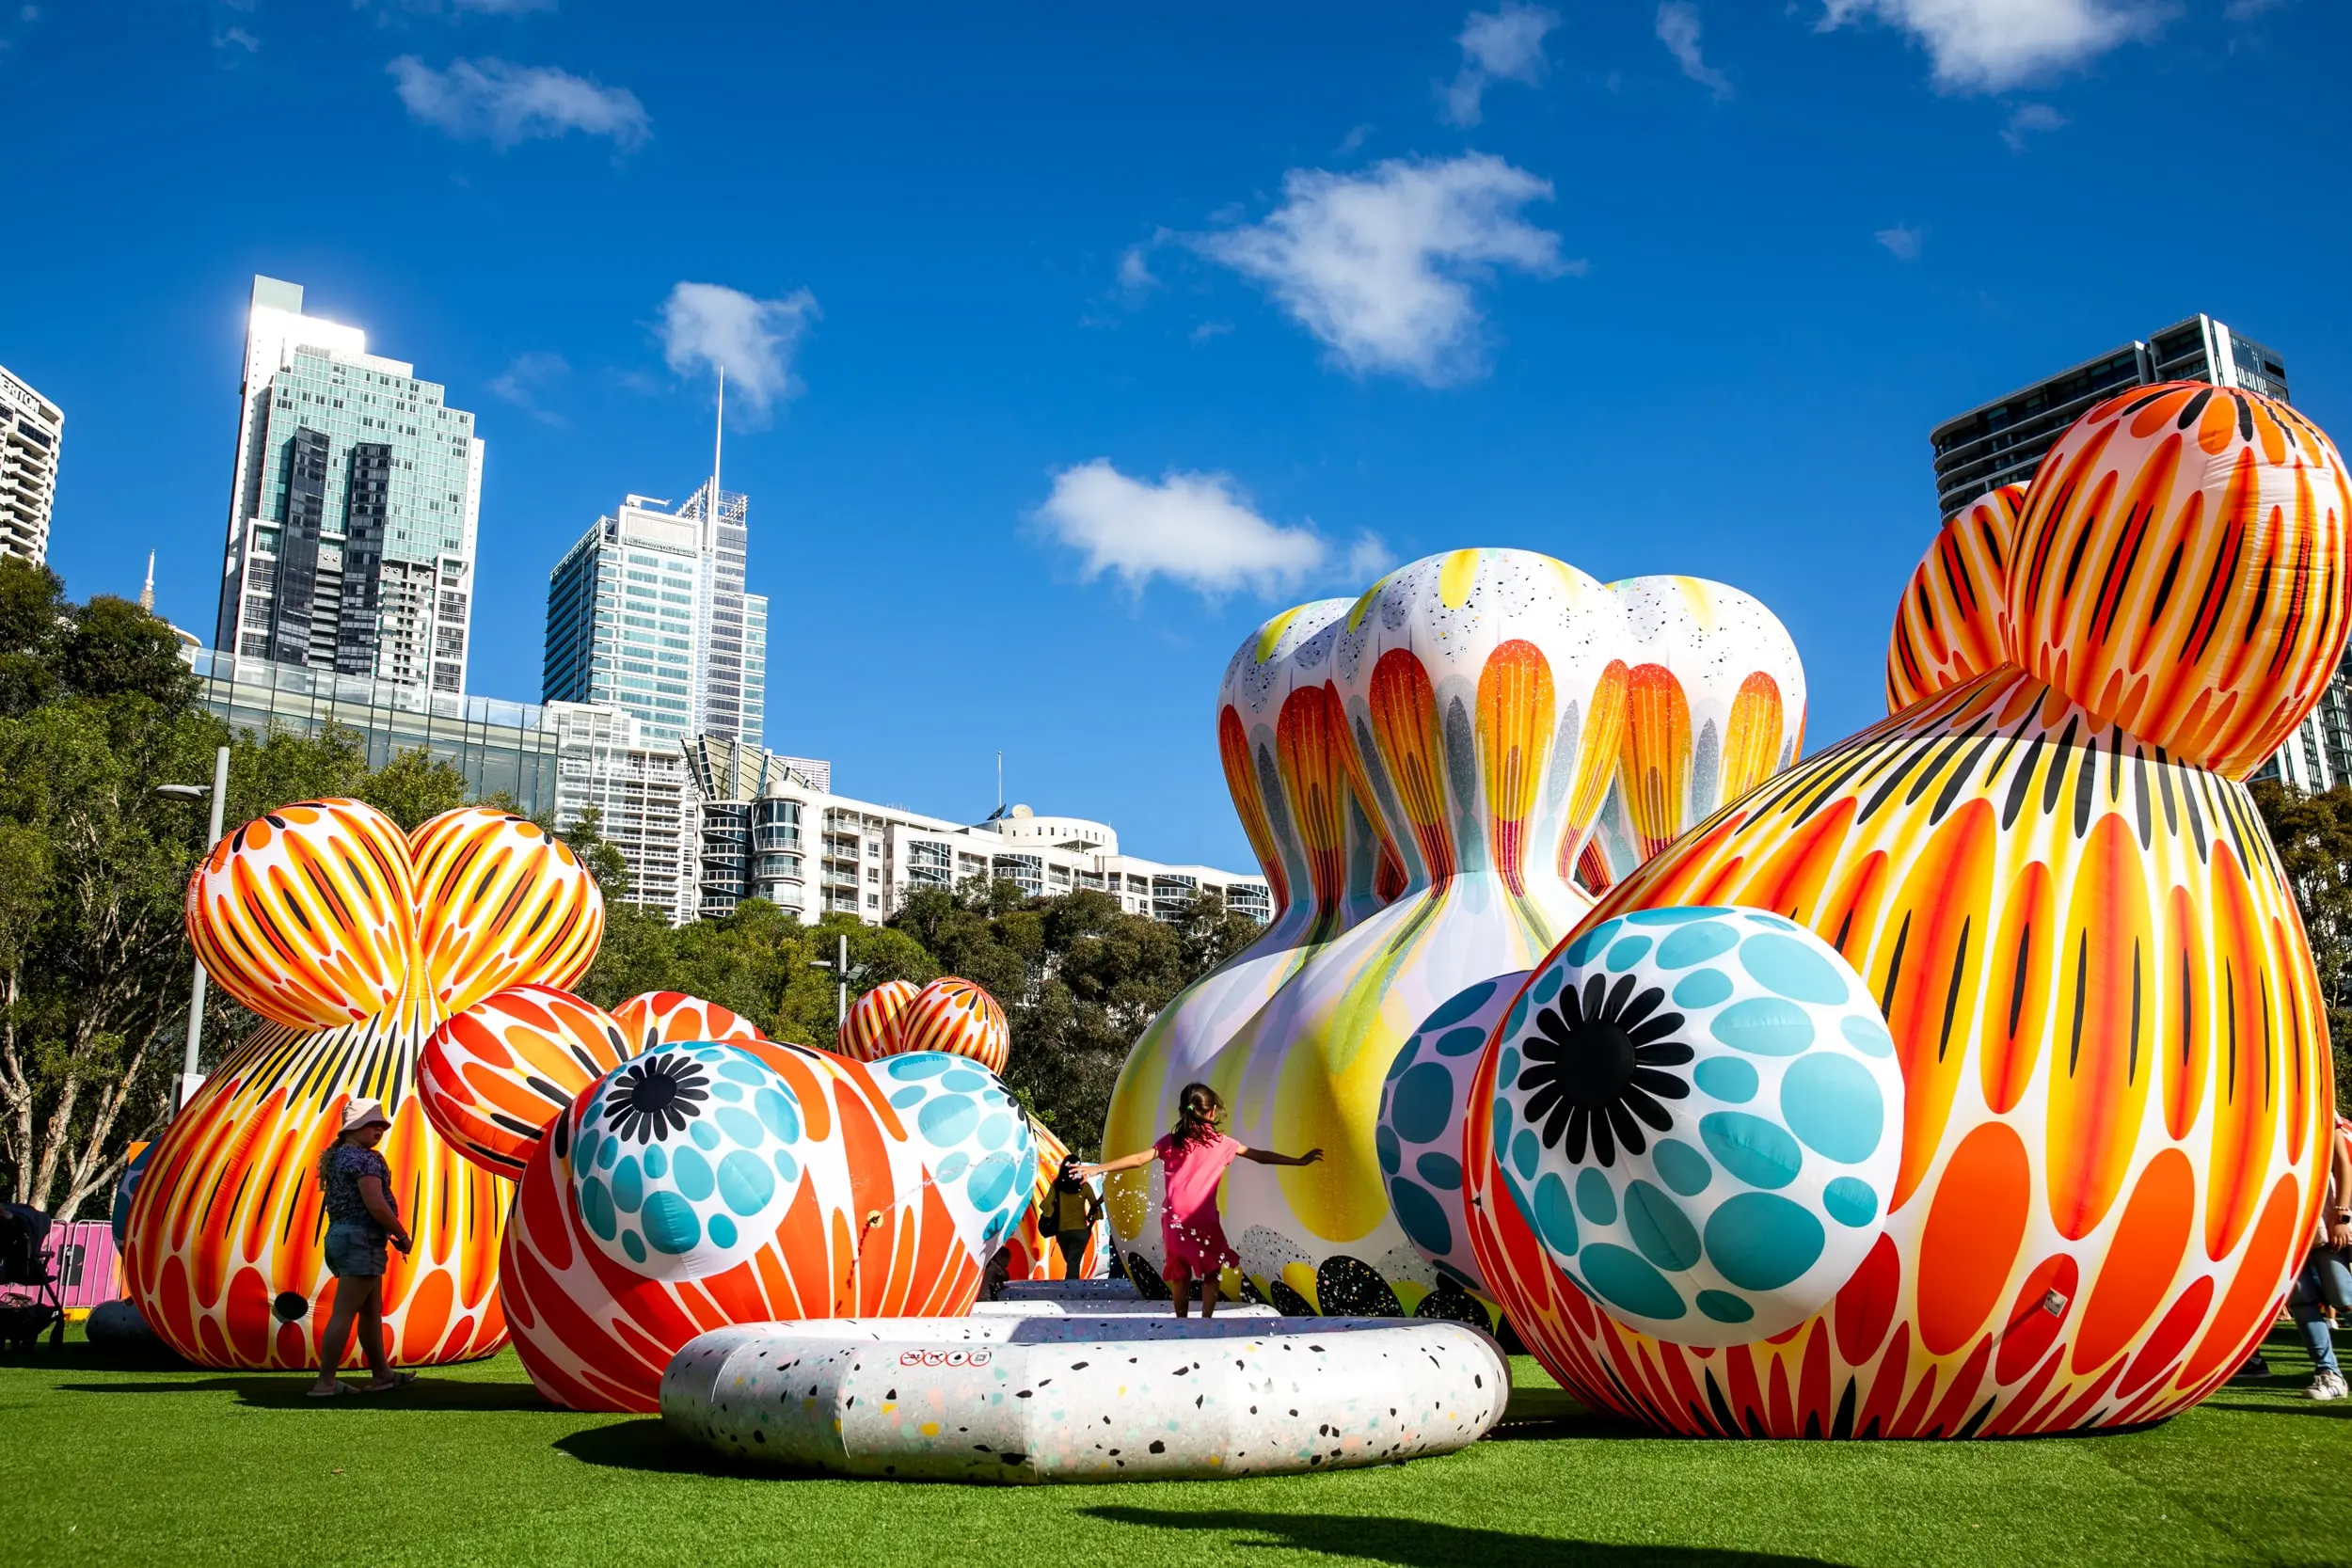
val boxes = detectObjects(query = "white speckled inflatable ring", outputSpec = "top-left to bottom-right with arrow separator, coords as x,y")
660,1314 -> 1508,1482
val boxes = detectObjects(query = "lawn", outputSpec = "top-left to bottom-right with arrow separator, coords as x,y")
0,1322 -> 2344,1567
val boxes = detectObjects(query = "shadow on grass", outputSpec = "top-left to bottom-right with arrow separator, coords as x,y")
556,1418 -> 812,1480
56,1374 -> 554,1412
1084,1509 -> 1845,1566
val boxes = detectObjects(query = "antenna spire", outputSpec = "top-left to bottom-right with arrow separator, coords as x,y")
712,365 -> 725,515
139,551 -> 155,613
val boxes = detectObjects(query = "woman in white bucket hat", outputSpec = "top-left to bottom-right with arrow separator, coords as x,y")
307,1099 -> 416,1398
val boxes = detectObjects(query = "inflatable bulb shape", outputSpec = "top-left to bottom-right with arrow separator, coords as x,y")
2010,383 -> 2350,777
897,977 -> 1012,1074
1582,578 -> 1808,894
498,1040 -> 1031,1411
839,979 -> 920,1059
1885,485 -> 2021,714
1102,598 -> 1402,1280
125,801 -> 600,1370
1485,910 -> 1902,1345
1125,549 -> 1629,1318
1374,971 -> 1527,1317
1464,386 -> 2347,1436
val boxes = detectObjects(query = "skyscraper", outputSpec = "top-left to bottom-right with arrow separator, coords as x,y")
214,276 -> 484,693
0,361 -> 63,565
1928,313 -> 2346,789
542,387 -> 768,748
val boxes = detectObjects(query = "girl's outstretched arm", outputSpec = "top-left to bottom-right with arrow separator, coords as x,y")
1074,1148 -> 1156,1180
1235,1146 -> 1324,1167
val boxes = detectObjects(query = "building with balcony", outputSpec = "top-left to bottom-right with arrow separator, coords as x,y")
0,362 -> 62,565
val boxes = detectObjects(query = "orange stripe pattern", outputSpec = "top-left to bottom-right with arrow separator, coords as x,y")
895,977 -> 1011,1075
130,803 -> 607,1370
1885,485 -> 2022,713
837,979 -> 921,1060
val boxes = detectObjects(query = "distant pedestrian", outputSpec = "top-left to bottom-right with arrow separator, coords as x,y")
978,1243 -> 1015,1302
2292,1114 -> 2352,1401
1047,1155 -> 1104,1279
307,1100 -> 416,1399
1078,1082 -> 1321,1320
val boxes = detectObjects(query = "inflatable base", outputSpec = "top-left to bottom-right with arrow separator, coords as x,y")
660,1312 -> 1507,1482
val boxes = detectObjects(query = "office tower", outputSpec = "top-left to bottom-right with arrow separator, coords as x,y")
215,276 -> 484,694
0,362 -> 63,564
1929,313 -> 2345,789
541,387 -> 769,747
1929,314 -> 2288,519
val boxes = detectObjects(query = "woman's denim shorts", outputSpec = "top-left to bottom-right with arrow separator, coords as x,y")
323,1222 -> 388,1280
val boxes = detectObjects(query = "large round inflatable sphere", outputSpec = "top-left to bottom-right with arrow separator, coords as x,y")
896,978 -> 1011,1074
1467,386 -> 2347,1437
501,1040 -> 1031,1412
1884,485 -> 2020,714
126,802 -> 600,1370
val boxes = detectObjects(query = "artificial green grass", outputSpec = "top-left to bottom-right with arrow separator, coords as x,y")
0,1323 -> 2345,1567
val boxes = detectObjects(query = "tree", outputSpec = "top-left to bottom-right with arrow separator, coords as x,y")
2251,779 -> 2352,1113
357,746 -> 471,831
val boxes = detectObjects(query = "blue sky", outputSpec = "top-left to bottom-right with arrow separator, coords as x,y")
6,0 -> 2344,872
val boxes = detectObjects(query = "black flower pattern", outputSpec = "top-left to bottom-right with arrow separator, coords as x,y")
604,1053 -> 710,1144
1517,970 -> 1693,1167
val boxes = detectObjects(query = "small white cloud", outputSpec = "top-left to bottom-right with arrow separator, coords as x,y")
1036,461 -> 1370,598
1818,0 -> 2171,93
454,0 -> 557,11
1444,2 -> 1559,126
1190,320 -> 1233,343
1116,245 -> 1157,298
1336,123 -> 1372,155
658,281 -> 819,417
1656,3 -> 1733,99
1195,152 -> 1574,387
215,25 -> 260,51
2000,102 -> 2069,151
21,6 -> 40,21
487,351 -> 568,425
2223,0 -> 2286,16
388,55 -> 648,150
1876,223 -> 1923,261
1344,534 -> 1395,579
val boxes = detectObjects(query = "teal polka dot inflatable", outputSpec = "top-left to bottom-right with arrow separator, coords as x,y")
1375,972 -> 1528,1301
1487,907 -> 1902,1346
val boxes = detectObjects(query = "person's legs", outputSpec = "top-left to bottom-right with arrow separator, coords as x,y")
310,1277 -> 359,1393
2289,1256 -> 2345,1396
355,1275 -> 396,1386
1200,1268 -> 1221,1320
1164,1261 -> 1192,1319
1057,1230 -> 1086,1279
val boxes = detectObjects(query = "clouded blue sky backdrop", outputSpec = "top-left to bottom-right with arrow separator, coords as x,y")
6,0 -> 2344,870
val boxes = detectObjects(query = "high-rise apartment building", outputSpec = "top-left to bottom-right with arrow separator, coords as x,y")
0,362 -> 63,564
542,429 -> 769,749
1928,312 -> 2347,790
215,276 -> 484,694
1929,314 -> 2289,519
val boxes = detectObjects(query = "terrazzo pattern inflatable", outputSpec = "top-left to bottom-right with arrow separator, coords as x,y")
1374,972 -> 1527,1313
661,1311 -> 1508,1481
1463,382 -> 2347,1438
1486,911 -> 1901,1345
124,802 -> 600,1370
1582,578 -> 1808,894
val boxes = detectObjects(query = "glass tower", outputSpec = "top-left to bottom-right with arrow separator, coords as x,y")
214,277 -> 483,693
542,486 -> 768,749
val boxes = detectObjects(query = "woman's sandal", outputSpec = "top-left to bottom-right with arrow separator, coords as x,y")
306,1383 -> 354,1400
360,1372 -> 418,1393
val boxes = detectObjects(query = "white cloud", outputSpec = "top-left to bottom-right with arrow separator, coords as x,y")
1035,461 -> 1382,599
1444,3 -> 1559,126
1116,245 -> 1157,299
215,25 -> 259,52
1656,3 -> 1733,98
2000,102 -> 2069,150
1336,123 -> 1372,155
2223,0 -> 2286,16
657,281 -> 819,416
453,0 -> 557,11
486,351 -> 568,425
1876,223 -> 1923,261
1818,0 -> 2171,93
388,55 -> 648,149
1195,153 -> 1573,387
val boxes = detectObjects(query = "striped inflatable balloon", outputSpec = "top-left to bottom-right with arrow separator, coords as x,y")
419,985 -> 630,1179
127,802 -> 602,1371
1885,485 -> 2021,714
897,977 -> 1010,1074
837,978 -> 919,1060
2010,383 -> 2350,778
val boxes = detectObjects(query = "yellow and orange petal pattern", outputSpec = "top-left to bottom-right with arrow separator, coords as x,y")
1885,484 -> 2022,713
1461,382 -> 2346,1437
896,977 -> 1011,1074
127,802 -> 602,1370
837,978 -> 921,1060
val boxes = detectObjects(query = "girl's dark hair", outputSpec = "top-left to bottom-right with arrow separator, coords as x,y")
1056,1153 -> 1083,1187
1171,1082 -> 1224,1148
316,1130 -> 358,1192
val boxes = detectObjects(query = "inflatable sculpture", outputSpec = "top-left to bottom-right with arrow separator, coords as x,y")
1463,383 -> 2346,1436
124,803 -> 598,1368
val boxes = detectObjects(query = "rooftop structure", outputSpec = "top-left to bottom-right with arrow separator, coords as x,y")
0,361 -> 63,565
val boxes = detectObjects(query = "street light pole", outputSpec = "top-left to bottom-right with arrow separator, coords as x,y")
812,931 -> 850,1046
159,745 -> 231,1114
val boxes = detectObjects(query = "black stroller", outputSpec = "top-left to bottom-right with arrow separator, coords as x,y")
0,1203 -> 66,1351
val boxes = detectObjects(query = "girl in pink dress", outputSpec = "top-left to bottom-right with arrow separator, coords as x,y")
1079,1083 -> 1322,1319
